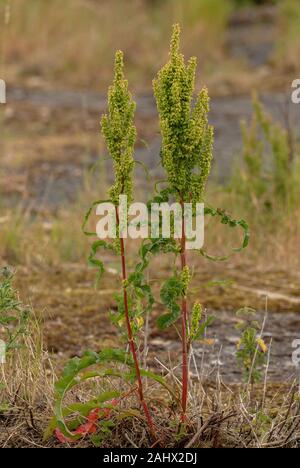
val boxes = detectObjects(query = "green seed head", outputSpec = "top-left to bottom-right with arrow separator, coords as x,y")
190,302 -> 203,339
101,51 -> 136,204
181,265 -> 191,294
153,24 -> 213,203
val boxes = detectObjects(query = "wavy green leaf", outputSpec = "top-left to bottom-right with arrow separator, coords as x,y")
52,349 -> 133,440
199,206 -> 249,261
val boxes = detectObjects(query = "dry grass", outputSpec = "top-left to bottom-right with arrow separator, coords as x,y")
1,0 -> 233,91
275,0 -> 300,74
1,330 -> 300,448
1,0 -> 299,95
1,201 -> 299,283
0,312 -> 55,448
204,184 -> 300,272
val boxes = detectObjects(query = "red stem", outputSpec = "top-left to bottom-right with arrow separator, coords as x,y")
115,206 -> 157,440
180,200 -> 189,423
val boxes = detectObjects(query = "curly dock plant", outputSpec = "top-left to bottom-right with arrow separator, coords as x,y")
153,24 -> 213,422
53,27 -> 249,441
153,24 -> 249,422
100,51 -> 156,439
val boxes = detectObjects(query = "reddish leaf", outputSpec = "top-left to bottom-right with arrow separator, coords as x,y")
55,400 -> 120,443
75,408 -> 100,435
55,428 -> 74,444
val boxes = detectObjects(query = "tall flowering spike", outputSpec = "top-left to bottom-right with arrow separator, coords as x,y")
170,22 -> 180,56
153,24 -> 214,203
101,51 -> 136,204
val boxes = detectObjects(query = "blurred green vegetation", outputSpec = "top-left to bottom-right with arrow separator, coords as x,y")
1,0 -> 296,91
1,0 -> 232,89
230,94 -> 299,216
277,0 -> 300,72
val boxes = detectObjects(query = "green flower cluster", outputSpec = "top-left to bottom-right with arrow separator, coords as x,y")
180,265 -> 191,296
190,302 -> 203,341
153,24 -> 213,203
101,51 -> 136,205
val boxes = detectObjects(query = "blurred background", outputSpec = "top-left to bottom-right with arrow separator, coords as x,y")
1,0 -> 300,92
0,0 -> 300,379
1,0 -> 300,204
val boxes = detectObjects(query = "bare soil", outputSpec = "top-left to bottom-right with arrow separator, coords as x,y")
13,259 -> 300,384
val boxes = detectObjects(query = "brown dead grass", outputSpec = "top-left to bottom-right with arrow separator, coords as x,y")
1,344 -> 300,448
